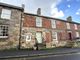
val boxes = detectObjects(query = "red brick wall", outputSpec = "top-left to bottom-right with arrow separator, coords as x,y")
70,23 -> 74,30
77,24 -> 80,37
56,21 -> 66,30
23,14 -> 36,27
23,15 -> 51,28
42,18 -> 51,28
56,21 -> 67,40
45,32 -> 51,43
70,23 -> 76,39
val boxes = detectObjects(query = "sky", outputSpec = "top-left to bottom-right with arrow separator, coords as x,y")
0,0 -> 80,23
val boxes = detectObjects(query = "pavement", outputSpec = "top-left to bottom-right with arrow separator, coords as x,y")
0,48 -> 80,59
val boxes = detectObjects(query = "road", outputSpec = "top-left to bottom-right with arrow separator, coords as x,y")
0,48 -> 80,60
27,52 -> 80,60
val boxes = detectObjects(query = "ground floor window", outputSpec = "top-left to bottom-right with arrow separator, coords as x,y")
0,25 -> 8,38
76,32 -> 79,37
52,31 -> 57,40
25,33 -> 32,41
36,32 -> 42,43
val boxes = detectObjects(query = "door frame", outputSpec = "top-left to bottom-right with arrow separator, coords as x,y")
36,32 -> 42,44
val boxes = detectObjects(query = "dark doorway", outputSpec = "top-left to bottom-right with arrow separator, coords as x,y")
68,32 -> 72,40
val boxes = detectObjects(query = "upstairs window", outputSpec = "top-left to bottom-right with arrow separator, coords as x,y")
1,9 -> 11,19
36,17 -> 42,27
74,24 -> 78,30
66,23 -> 70,29
0,25 -> 8,38
51,20 -> 56,28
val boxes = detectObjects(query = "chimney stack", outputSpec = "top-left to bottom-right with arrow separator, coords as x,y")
67,16 -> 72,22
22,4 -> 25,10
37,8 -> 41,15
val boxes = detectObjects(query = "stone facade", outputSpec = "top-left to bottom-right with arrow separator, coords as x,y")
0,3 -> 23,50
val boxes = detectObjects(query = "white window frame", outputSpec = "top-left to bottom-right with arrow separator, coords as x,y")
52,31 -> 57,40
36,17 -> 42,27
51,20 -> 56,28
0,25 -> 8,38
76,32 -> 79,37
74,24 -> 78,30
66,23 -> 70,29
1,9 -> 11,19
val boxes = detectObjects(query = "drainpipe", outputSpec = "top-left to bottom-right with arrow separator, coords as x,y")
18,4 -> 24,50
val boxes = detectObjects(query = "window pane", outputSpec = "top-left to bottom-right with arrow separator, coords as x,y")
52,32 -> 57,40
1,9 -> 11,19
0,25 -> 8,38
51,20 -> 56,28
66,23 -> 70,29
76,32 -> 79,37
74,24 -> 78,30
36,17 -> 42,27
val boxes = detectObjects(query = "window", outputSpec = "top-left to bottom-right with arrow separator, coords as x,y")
74,24 -> 78,30
66,23 -> 70,29
25,33 -> 32,41
76,32 -> 79,37
51,20 -> 56,28
52,32 -> 57,40
1,9 -> 11,19
0,25 -> 8,38
36,17 -> 42,27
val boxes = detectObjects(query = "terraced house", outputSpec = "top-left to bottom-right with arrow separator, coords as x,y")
22,8 -> 80,49
0,3 -> 24,50
0,3 -> 80,50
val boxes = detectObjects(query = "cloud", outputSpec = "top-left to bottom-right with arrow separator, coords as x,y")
0,0 -> 64,18
23,0 -> 64,17
76,9 -> 80,15
24,0 -> 63,17
0,0 -> 25,6
51,8 -> 64,18
67,5 -> 71,8
51,0 -> 64,18
76,12 -> 79,15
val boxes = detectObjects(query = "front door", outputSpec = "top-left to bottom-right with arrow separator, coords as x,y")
36,32 -> 42,44
68,32 -> 72,40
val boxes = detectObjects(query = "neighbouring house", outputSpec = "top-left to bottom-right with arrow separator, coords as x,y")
21,8 -> 80,49
0,2 -> 24,50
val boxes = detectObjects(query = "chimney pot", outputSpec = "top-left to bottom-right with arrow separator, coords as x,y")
67,16 -> 72,22
22,4 -> 25,8
37,8 -> 41,15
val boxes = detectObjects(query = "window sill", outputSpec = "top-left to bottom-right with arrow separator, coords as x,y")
0,36 -> 8,38
0,18 -> 10,21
